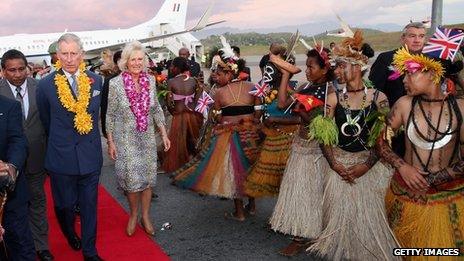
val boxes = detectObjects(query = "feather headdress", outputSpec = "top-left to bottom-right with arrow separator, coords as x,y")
330,30 -> 369,68
392,46 -> 444,84
217,35 -> 239,73
312,37 -> 330,67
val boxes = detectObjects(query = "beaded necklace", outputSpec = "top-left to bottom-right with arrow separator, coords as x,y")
340,85 -> 368,134
408,96 -> 461,173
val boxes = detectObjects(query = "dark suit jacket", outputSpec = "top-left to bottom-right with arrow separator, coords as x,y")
100,73 -> 119,138
369,49 -> 406,107
0,78 -> 46,174
188,60 -> 201,78
36,70 -> 103,175
0,95 -> 29,210
369,49 -> 406,157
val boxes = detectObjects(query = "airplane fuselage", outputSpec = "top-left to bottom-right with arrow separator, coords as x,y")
0,26 -> 152,63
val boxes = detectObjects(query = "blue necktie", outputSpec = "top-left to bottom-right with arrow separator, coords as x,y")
71,74 -> 79,96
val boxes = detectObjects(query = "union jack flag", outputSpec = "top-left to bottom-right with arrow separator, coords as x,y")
423,27 -> 464,61
249,81 -> 269,97
195,91 -> 214,114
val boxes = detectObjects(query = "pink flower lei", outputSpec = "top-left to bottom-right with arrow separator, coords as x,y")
122,71 -> 151,132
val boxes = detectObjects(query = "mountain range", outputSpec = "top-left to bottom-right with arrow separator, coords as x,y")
192,21 -> 403,39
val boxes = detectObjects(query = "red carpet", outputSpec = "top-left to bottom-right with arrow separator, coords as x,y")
45,179 -> 170,260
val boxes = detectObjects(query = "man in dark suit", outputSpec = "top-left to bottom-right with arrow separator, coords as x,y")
0,50 -> 52,260
0,94 -> 35,260
37,33 -> 103,261
369,22 -> 426,157
178,47 -> 201,77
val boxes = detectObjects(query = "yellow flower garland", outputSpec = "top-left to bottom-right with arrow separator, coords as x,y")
54,62 -> 93,135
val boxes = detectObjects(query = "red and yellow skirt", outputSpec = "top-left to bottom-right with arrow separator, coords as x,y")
386,171 -> 464,259
245,125 -> 298,197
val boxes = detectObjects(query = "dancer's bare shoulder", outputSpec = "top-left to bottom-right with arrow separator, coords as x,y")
388,96 -> 412,128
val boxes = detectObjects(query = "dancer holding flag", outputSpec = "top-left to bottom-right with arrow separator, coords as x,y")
379,27 -> 464,255
163,57 -> 204,173
245,41 -> 302,200
173,47 -> 262,221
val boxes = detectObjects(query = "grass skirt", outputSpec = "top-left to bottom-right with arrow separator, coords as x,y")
269,136 -> 327,238
386,171 -> 464,260
245,125 -> 298,197
173,120 -> 260,199
163,111 -> 203,173
308,147 -> 399,260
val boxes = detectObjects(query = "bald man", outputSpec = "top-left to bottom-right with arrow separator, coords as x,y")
178,47 -> 201,77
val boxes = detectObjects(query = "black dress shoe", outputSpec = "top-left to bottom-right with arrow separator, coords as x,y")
83,255 -> 104,261
37,250 -> 54,261
67,235 -> 82,250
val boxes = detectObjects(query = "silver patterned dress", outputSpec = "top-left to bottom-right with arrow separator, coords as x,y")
106,74 -> 165,192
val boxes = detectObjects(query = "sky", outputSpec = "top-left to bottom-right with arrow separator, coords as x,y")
0,0 -> 463,36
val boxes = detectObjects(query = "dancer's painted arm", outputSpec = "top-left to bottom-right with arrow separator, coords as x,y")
375,98 -> 429,191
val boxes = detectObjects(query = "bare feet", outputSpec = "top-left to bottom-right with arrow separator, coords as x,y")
278,240 -> 311,257
224,212 -> 245,222
244,204 -> 256,216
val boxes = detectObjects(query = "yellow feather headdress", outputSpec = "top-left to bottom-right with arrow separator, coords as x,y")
392,47 -> 444,84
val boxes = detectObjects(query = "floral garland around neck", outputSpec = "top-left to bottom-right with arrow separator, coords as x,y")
122,71 -> 151,132
54,61 -> 93,135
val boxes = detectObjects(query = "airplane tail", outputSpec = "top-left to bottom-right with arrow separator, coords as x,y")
148,0 -> 188,27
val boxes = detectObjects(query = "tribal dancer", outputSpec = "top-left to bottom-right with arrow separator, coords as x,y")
269,46 -> 334,256
378,31 -> 464,258
173,49 -> 262,221
245,43 -> 301,200
163,57 -> 203,173
308,31 -> 399,260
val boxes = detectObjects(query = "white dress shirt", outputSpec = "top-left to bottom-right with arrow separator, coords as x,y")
63,69 -> 80,90
8,79 -> 29,119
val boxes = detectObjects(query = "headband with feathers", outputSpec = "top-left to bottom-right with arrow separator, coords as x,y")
217,35 -> 239,73
330,30 -> 369,68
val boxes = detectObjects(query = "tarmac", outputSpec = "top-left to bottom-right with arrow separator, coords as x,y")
99,140 -> 322,261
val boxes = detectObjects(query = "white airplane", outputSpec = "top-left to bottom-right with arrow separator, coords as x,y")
0,0 -> 224,65
327,14 -> 354,38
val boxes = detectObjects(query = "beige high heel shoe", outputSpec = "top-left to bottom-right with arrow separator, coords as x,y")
140,218 -> 155,236
126,216 -> 137,237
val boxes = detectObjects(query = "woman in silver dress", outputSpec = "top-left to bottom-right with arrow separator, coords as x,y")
106,41 -> 170,237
